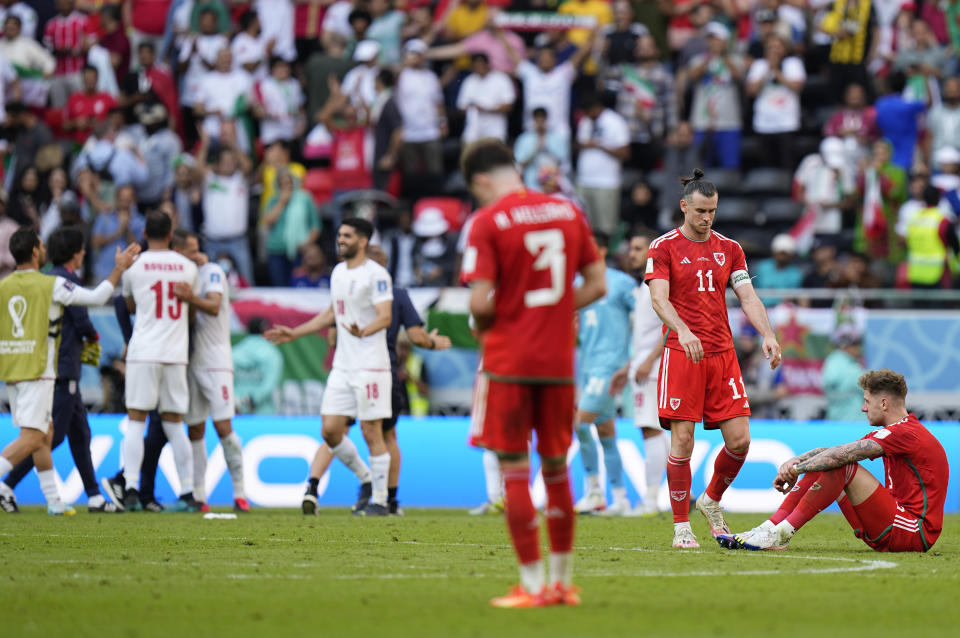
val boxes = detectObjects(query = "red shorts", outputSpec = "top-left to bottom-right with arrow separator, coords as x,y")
847,484 -> 936,552
656,347 -> 750,429
469,373 -> 575,459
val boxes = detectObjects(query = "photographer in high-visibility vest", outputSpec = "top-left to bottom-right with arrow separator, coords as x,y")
906,185 -> 960,290
0,228 -> 138,516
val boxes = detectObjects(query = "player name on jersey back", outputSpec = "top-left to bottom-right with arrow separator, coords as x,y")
494,201 -> 579,227
122,250 -> 198,365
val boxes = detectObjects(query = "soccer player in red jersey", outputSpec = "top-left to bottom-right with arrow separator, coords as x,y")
645,169 -> 782,549
720,369 -> 949,552
461,139 -> 607,608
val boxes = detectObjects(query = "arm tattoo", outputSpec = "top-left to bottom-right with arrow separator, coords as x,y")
793,447 -> 829,464
795,440 -> 884,473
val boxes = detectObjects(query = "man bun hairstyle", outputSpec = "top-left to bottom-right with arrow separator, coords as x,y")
461,138 -> 515,185
858,369 -> 907,401
48,226 -> 85,266
680,168 -> 718,203
341,216 -> 374,240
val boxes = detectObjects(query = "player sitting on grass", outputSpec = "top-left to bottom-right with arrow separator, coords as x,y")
718,369 -> 948,553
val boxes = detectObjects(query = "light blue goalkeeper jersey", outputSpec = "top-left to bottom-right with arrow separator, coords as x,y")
577,267 -> 636,373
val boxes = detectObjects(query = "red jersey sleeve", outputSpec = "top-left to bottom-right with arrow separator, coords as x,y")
862,425 -> 918,459
461,213 -> 497,284
730,241 -> 747,273
644,239 -> 671,283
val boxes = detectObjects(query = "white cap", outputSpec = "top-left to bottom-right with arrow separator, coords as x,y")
771,233 -> 797,254
403,38 -> 428,56
934,145 -> 960,166
704,22 -> 731,41
412,208 -> 450,237
819,136 -> 846,169
354,40 -> 381,62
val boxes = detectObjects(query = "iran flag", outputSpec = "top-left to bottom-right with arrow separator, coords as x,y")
622,65 -> 656,110
861,167 -> 888,241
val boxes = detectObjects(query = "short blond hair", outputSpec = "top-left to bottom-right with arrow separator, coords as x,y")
858,369 -> 907,401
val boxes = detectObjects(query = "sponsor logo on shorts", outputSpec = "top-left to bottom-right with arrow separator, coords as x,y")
670,490 -> 687,502
743,400 -> 750,409
669,397 -> 681,410
713,252 -> 725,266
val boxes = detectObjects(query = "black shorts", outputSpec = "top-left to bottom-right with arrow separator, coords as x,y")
383,373 -> 409,432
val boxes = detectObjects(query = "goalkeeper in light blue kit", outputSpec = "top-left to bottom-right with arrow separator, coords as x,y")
574,232 -> 637,515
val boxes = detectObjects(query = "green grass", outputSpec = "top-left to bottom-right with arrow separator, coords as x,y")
2,509 -> 958,638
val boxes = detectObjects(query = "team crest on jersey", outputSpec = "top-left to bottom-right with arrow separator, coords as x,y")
713,252 -> 725,266
669,397 -> 681,410
670,490 -> 687,502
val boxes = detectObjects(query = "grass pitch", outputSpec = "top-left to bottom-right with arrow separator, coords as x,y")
2,508 -> 957,638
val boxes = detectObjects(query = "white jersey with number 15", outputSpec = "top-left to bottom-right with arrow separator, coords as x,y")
122,250 -> 199,365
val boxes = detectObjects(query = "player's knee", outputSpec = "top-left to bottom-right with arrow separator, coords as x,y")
670,430 -> 695,455
725,433 -> 750,454
541,456 -> 567,474
213,421 -> 232,437
188,424 -> 205,440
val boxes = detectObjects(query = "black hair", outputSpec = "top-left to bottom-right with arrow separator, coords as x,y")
9,227 -> 39,265
82,64 -> 98,75
137,41 -> 156,54
349,9 -> 372,24
460,139 -> 515,184
532,107 -> 548,119
341,217 -> 374,239
99,3 -> 121,22
145,210 -> 172,240
471,52 -> 490,65
48,226 -> 85,266
171,228 -> 196,251
6,101 -> 26,116
923,184 -> 941,207
269,56 -> 289,71
579,92 -> 604,111
247,316 -> 270,335
592,230 -> 610,248
377,68 -> 395,88
239,9 -> 259,31
628,226 -> 658,243
4,15 -> 21,28
888,71 -> 907,95
679,168 -> 718,203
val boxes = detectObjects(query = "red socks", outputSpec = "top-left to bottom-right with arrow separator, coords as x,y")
785,467 -> 849,531
770,473 -> 819,524
542,465 -> 575,554
705,445 -> 748,502
666,454 -> 691,523
502,467 -> 540,565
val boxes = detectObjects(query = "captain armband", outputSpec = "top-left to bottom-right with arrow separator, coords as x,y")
730,269 -> 751,289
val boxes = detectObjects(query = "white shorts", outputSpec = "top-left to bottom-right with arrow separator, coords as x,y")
6,379 -> 54,432
631,376 -> 662,431
185,367 -> 236,425
321,368 -> 392,422
126,362 -> 189,415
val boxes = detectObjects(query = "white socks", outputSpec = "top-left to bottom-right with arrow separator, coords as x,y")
37,469 -> 62,507
191,440 -> 207,503
122,419 -> 146,490
222,431 -> 245,500
549,552 -> 573,588
482,449 -> 503,502
161,420 -> 193,495
644,432 -> 668,504
0,455 -> 12,476
330,437 -> 372,484
774,520 -> 796,540
519,560 -> 545,593
586,474 -> 601,494
370,453 -> 390,506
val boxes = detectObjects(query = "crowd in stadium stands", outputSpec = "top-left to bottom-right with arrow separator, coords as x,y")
1,0 -> 960,297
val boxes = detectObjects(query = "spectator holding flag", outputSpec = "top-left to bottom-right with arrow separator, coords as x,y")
856,140 -> 907,262
616,34 -> 676,173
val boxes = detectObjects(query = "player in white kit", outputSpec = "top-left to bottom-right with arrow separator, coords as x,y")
169,230 -> 248,513
119,212 -> 200,512
266,218 -> 394,515
611,232 -> 669,515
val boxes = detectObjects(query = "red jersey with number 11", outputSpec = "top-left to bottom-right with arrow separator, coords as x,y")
644,229 -> 749,354
461,190 -> 599,381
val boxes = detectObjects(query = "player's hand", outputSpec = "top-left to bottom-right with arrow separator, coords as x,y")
635,358 -> 655,382
265,325 -> 295,344
346,322 -> 364,338
114,243 -> 141,271
171,282 -> 195,303
428,329 -> 452,350
773,458 -> 800,494
762,334 -> 782,370
677,328 -> 703,364
195,252 -> 209,266
609,368 -> 629,396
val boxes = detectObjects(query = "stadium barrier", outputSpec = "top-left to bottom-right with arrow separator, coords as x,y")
1,415 -> 957,512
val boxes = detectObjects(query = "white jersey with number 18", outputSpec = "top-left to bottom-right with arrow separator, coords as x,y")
330,259 -> 393,372
190,262 -> 233,371
122,250 -> 199,364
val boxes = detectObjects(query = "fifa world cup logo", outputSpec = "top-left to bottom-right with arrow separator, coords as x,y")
8,295 -> 27,338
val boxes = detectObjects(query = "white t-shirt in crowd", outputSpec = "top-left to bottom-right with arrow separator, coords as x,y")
397,67 -> 443,143
190,262 -> 233,371
747,56 -> 806,134
576,108 -> 630,189
254,0 -> 296,61
231,31 -> 266,81
793,153 -> 856,233
197,68 -> 252,138
629,281 -> 662,381
0,52 -> 17,121
330,259 -> 393,372
121,250 -> 199,365
258,76 -> 304,144
516,59 -> 575,136
202,171 -> 250,239
178,33 -> 229,106
457,70 -> 516,143
341,64 -> 378,107
322,0 -> 353,37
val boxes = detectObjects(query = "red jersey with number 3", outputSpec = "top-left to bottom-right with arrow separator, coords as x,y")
461,190 -> 599,381
644,229 -> 749,354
